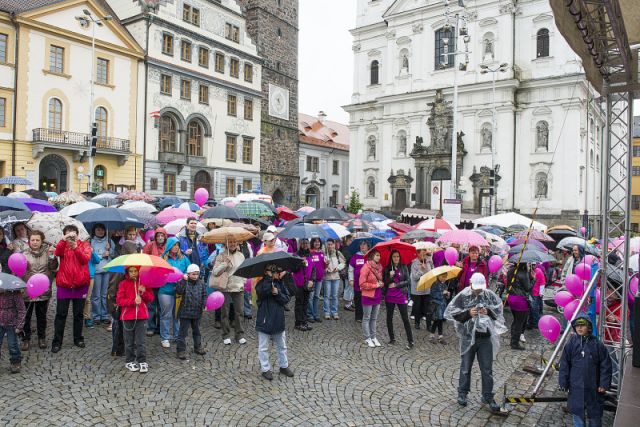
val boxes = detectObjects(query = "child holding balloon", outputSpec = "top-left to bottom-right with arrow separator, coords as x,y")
175,264 -> 208,360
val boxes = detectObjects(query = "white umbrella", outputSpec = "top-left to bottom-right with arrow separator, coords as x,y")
120,200 -> 157,213
473,212 -> 547,231
27,212 -> 89,244
322,222 -> 351,238
6,191 -> 30,199
59,201 -> 103,217
163,218 -> 206,236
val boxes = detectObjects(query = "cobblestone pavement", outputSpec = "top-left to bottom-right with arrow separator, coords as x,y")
0,300 -> 614,426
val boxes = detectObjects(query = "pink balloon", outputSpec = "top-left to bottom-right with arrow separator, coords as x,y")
583,255 -> 597,265
8,253 -> 27,277
139,267 -> 169,288
554,290 -> 575,308
144,229 -> 155,243
166,267 -> 184,283
631,276 -> 639,295
194,188 -> 209,207
444,247 -> 458,266
563,299 -> 581,321
206,291 -> 224,311
538,315 -> 561,343
488,255 -> 503,274
565,274 -> 584,298
26,273 -> 50,299
574,262 -> 591,282
580,226 -> 586,235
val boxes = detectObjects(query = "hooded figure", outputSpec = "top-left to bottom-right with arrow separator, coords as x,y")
559,313 -> 612,422
143,227 -> 167,256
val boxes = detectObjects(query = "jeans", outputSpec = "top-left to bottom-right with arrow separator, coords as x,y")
111,314 -> 124,354
122,319 -> 146,363
83,280 -> 94,320
0,326 -> 21,363
23,300 -> 49,340
158,293 -> 179,341
362,304 -> 380,340
295,286 -> 310,326
572,415 -> 602,427
527,296 -> 543,329
177,317 -> 202,352
91,272 -> 110,321
221,292 -> 244,340
323,279 -> 341,316
53,298 -> 84,347
458,335 -> 494,401
307,280 -> 322,320
146,289 -> 160,333
386,302 -> 413,343
354,290 -> 363,321
343,277 -> 353,303
244,289 -> 253,317
511,310 -> 528,346
257,331 -> 288,372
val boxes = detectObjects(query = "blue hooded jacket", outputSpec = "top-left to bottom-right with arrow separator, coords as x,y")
160,237 -> 190,296
558,313 -> 612,419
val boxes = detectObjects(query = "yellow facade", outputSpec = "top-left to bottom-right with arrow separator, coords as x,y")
632,137 -> 640,232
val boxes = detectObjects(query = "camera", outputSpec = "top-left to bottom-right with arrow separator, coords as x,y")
476,303 -> 485,310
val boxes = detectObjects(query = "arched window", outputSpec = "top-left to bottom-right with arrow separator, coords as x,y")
536,120 -> 549,151
159,115 -> 177,152
397,131 -> 407,156
482,32 -> 495,60
367,176 -> 376,198
48,98 -> 62,130
535,172 -> 548,198
95,107 -> 108,144
480,122 -> 492,151
370,60 -> 379,85
536,28 -> 549,58
435,27 -> 455,69
367,135 -> 376,160
187,120 -> 203,156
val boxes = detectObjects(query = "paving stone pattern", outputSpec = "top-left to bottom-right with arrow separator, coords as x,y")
0,301 -> 614,426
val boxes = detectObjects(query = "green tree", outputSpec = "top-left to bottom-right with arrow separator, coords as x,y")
347,190 -> 363,214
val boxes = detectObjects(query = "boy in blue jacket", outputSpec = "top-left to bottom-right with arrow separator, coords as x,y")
559,313 -> 612,427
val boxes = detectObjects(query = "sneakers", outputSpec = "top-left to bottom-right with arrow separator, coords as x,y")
324,315 -> 331,320
194,347 -> 207,355
74,340 -> 85,349
344,304 -> 355,312
161,340 -> 170,348
388,338 -> 396,345
295,324 -> 311,331
332,314 -> 340,320
85,319 -> 94,328
406,341 -> 414,350
139,362 -> 149,373
457,394 -> 468,407
125,362 -> 139,372
520,334 -> 526,343
261,370 -> 273,381
365,338 -> 375,348
279,367 -> 294,377
20,340 -> 29,352
9,362 -> 21,374
177,352 -> 187,360
372,338 -> 381,347
238,338 -> 247,345
223,338 -> 232,345
51,345 -> 61,354
486,400 -> 508,416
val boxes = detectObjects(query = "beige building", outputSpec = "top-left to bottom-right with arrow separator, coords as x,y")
0,0 -> 144,193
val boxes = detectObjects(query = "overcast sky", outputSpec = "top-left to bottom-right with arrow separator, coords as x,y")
298,0 -> 356,124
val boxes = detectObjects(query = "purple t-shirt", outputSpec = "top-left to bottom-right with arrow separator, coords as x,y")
292,255 -> 313,288
362,287 -> 382,306
309,251 -> 325,282
350,253 -> 366,291
56,285 -> 89,300
385,269 -> 407,305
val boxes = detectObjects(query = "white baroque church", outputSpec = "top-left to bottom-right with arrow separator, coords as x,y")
344,0 -> 604,223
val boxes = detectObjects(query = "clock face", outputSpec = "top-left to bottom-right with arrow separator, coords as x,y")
269,84 -> 289,120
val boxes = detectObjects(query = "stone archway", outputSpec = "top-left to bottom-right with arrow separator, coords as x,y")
305,186 -> 319,209
272,189 -> 285,205
39,154 -> 68,193
193,170 -> 211,195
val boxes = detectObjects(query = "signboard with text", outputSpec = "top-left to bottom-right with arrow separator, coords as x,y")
442,199 -> 462,225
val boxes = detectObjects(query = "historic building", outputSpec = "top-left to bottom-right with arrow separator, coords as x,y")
110,0 -> 262,200
298,112 -> 349,209
0,0 -> 144,192
344,0 -> 603,224
236,0 -> 299,207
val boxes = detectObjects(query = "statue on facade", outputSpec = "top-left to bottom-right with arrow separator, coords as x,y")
398,134 -> 407,155
426,89 -> 453,152
402,54 -> 409,72
536,121 -> 549,150
481,125 -> 492,150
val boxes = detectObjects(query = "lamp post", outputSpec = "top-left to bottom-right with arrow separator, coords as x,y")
75,10 -> 112,191
480,62 -> 509,215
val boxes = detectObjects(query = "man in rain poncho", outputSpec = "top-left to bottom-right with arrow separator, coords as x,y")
444,272 -> 508,414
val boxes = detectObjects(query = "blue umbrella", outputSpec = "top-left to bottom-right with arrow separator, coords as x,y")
159,197 -> 183,210
361,212 -> 388,222
0,197 -> 29,212
319,223 -> 340,239
278,223 -> 330,240
173,201 -> 199,211
371,229 -> 398,240
76,207 -> 144,231
0,176 -> 32,185
348,232 -> 384,253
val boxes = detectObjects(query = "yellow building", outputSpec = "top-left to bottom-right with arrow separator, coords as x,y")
632,118 -> 640,232
0,0 -> 144,193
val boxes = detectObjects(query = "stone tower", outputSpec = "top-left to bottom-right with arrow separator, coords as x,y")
237,0 -> 299,207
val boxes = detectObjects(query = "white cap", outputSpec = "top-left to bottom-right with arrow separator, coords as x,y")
186,264 -> 200,274
266,225 -> 277,233
262,232 -> 276,242
470,273 -> 487,290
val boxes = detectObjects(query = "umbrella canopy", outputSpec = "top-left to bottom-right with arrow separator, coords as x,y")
513,229 -> 554,242
547,225 -> 576,233
174,201 -> 199,212
116,190 -> 156,203
201,218 -> 234,228
556,237 -> 599,256
361,211 -> 389,222
474,212 -> 547,231
202,205 -> 241,220
90,192 -> 119,207
472,229 -> 507,246
27,212 -> 89,244
120,201 -> 157,213
417,265 -> 462,292
156,208 -> 195,225
0,176 -> 32,185
276,206 -> 299,221
400,229 -> 440,241
368,241 -> 417,268
234,251 -> 305,278
227,222 -> 260,234
125,209 -> 158,229
103,254 -> 173,274
476,225 -> 505,235
320,222 -> 351,238
158,197 -> 183,210
508,243 -> 548,255
235,201 -> 275,218
219,197 -> 240,207
16,198 -> 56,213
387,221 -> 414,234
253,200 -> 277,215
201,226 -> 255,244
82,191 -> 97,199
348,232 -> 385,253
164,218 -> 206,236
437,230 -> 489,247
76,208 -> 144,231
343,218 -> 369,232
242,217 -> 271,230
59,201 -> 104,217
0,197 -> 29,212
49,191 -> 86,206
297,206 -> 315,214
0,272 -> 27,292
414,241 -> 442,252
23,189 -> 48,200
416,218 -> 458,233
508,238 -> 547,250
6,191 -> 30,199
278,223 -> 330,240
509,249 -> 556,264
304,207 -> 349,222
0,210 -> 32,228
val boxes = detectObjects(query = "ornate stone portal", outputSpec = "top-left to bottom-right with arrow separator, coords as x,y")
387,169 -> 413,212
469,166 -> 502,214
410,89 -> 466,208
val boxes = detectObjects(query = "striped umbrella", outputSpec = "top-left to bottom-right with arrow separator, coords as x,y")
416,218 -> 458,233
103,254 -> 173,274
0,176 -> 32,185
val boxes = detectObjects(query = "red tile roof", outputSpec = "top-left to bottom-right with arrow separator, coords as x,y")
298,112 -> 349,151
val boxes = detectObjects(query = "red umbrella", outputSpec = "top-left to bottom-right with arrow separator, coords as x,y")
367,241 -> 417,268
276,206 -> 299,221
387,221 -> 414,233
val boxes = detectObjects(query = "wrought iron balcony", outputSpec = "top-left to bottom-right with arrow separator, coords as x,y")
32,128 -> 130,153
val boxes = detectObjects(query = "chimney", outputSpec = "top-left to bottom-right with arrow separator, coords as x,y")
318,110 -> 327,124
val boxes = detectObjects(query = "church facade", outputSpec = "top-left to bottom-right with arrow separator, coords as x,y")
344,0 -> 603,223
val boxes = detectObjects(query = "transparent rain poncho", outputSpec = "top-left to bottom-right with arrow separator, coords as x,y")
444,287 -> 508,357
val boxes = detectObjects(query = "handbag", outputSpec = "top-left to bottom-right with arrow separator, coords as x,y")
210,269 -> 229,290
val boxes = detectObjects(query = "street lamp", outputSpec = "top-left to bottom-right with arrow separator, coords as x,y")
75,10 -> 112,191
480,62 -> 509,215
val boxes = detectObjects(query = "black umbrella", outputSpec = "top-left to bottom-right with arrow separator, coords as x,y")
0,210 -> 32,228
202,205 -> 240,220
238,217 -> 271,230
234,252 -> 305,278
0,272 -> 26,292
23,189 -> 49,200
76,207 -> 144,231
509,249 -> 555,264
158,197 -> 183,210
303,207 -> 350,222
82,191 -> 97,198
278,223 -> 330,240
546,229 -> 578,240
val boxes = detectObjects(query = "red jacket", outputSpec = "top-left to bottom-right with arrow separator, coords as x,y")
54,240 -> 91,289
143,228 -> 167,256
457,256 -> 489,292
116,276 -> 154,321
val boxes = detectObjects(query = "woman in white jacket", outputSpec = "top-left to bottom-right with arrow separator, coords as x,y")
322,239 -> 346,320
211,241 -> 247,345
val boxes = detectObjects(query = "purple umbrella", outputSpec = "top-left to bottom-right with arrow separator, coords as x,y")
18,198 -> 56,213
507,237 -> 546,250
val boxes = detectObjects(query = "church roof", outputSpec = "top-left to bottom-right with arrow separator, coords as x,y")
299,112 -> 349,151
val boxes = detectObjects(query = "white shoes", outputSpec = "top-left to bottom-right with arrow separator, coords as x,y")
161,340 -> 170,348
238,338 -> 247,345
139,362 -> 149,373
366,338 -> 375,348
223,338 -> 232,345
520,334 -> 526,343
372,338 -> 381,347
125,362 -> 139,372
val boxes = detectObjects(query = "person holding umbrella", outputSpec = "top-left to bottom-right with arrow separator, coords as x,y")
428,272 -> 452,344
359,249 -> 384,348
211,241 -> 247,345
383,250 -> 413,349
160,237 -> 189,348
340,234 -> 354,311
0,228 -> 12,272
410,242 -> 434,330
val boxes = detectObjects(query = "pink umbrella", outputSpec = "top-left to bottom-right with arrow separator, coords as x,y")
416,218 -> 458,233
156,207 -> 195,225
437,230 -> 489,247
